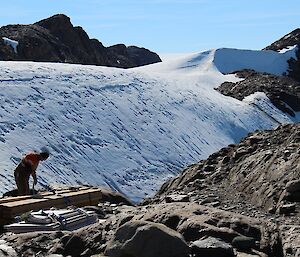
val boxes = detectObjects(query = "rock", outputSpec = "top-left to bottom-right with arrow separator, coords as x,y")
285,179 -> 300,193
236,252 -> 264,257
0,239 -> 18,257
279,224 -> 300,257
221,156 -> 231,164
160,215 -> 181,230
0,14 -> 162,68
190,237 -> 235,257
283,190 -> 300,202
267,206 -> 276,214
60,234 -> 86,257
232,236 -> 256,251
178,217 -> 240,243
248,135 -> 263,145
98,188 -> 134,206
200,196 -> 218,204
233,148 -> 250,160
203,165 -> 215,172
277,203 -> 296,214
209,201 -> 221,207
104,220 -> 190,257
165,194 -> 190,203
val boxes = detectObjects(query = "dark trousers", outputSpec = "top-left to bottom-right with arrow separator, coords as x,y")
14,162 -> 31,196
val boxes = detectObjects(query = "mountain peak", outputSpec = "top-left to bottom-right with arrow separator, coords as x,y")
0,14 -> 161,68
265,28 -> 300,51
35,14 -> 73,31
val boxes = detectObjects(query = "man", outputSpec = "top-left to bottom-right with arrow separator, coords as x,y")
14,151 -> 49,196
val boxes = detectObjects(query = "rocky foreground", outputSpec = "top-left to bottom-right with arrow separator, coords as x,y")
0,123 -> 299,257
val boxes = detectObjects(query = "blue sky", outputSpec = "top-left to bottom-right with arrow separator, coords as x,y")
0,0 -> 299,53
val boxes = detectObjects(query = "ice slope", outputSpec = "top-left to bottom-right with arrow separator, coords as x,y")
0,47 -> 298,202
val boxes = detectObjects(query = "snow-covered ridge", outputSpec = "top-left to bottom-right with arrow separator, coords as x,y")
213,47 -> 296,75
141,47 -> 295,76
0,47 -> 298,202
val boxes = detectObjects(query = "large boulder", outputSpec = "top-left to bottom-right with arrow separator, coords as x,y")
104,220 -> 190,257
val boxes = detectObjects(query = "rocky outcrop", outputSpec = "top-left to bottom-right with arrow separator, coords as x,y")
264,28 -> 300,82
217,69 -> 300,116
158,123 -> 300,212
155,123 -> 300,256
0,14 -> 161,68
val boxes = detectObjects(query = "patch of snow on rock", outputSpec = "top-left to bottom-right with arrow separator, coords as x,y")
2,37 -> 19,53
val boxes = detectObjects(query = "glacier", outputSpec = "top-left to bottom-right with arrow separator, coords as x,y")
0,47 -> 298,202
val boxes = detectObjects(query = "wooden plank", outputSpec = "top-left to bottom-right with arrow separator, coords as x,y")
0,188 -> 103,218
0,186 -> 93,205
0,192 -> 54,204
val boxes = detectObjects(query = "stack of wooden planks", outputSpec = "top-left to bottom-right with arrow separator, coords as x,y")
0,187 -> 103,225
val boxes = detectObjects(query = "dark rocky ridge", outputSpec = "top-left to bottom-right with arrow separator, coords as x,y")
217,69 -> 300,117
264,28 -> 300,82
0,14 -> 161,68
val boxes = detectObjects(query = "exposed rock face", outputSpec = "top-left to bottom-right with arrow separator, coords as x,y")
264,28 -> 300,82
158,123 -> 300,212
0,24 -> 70,62
156,123 -> 300,256
0,14 -> 161,68
217,69 -> 300,116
